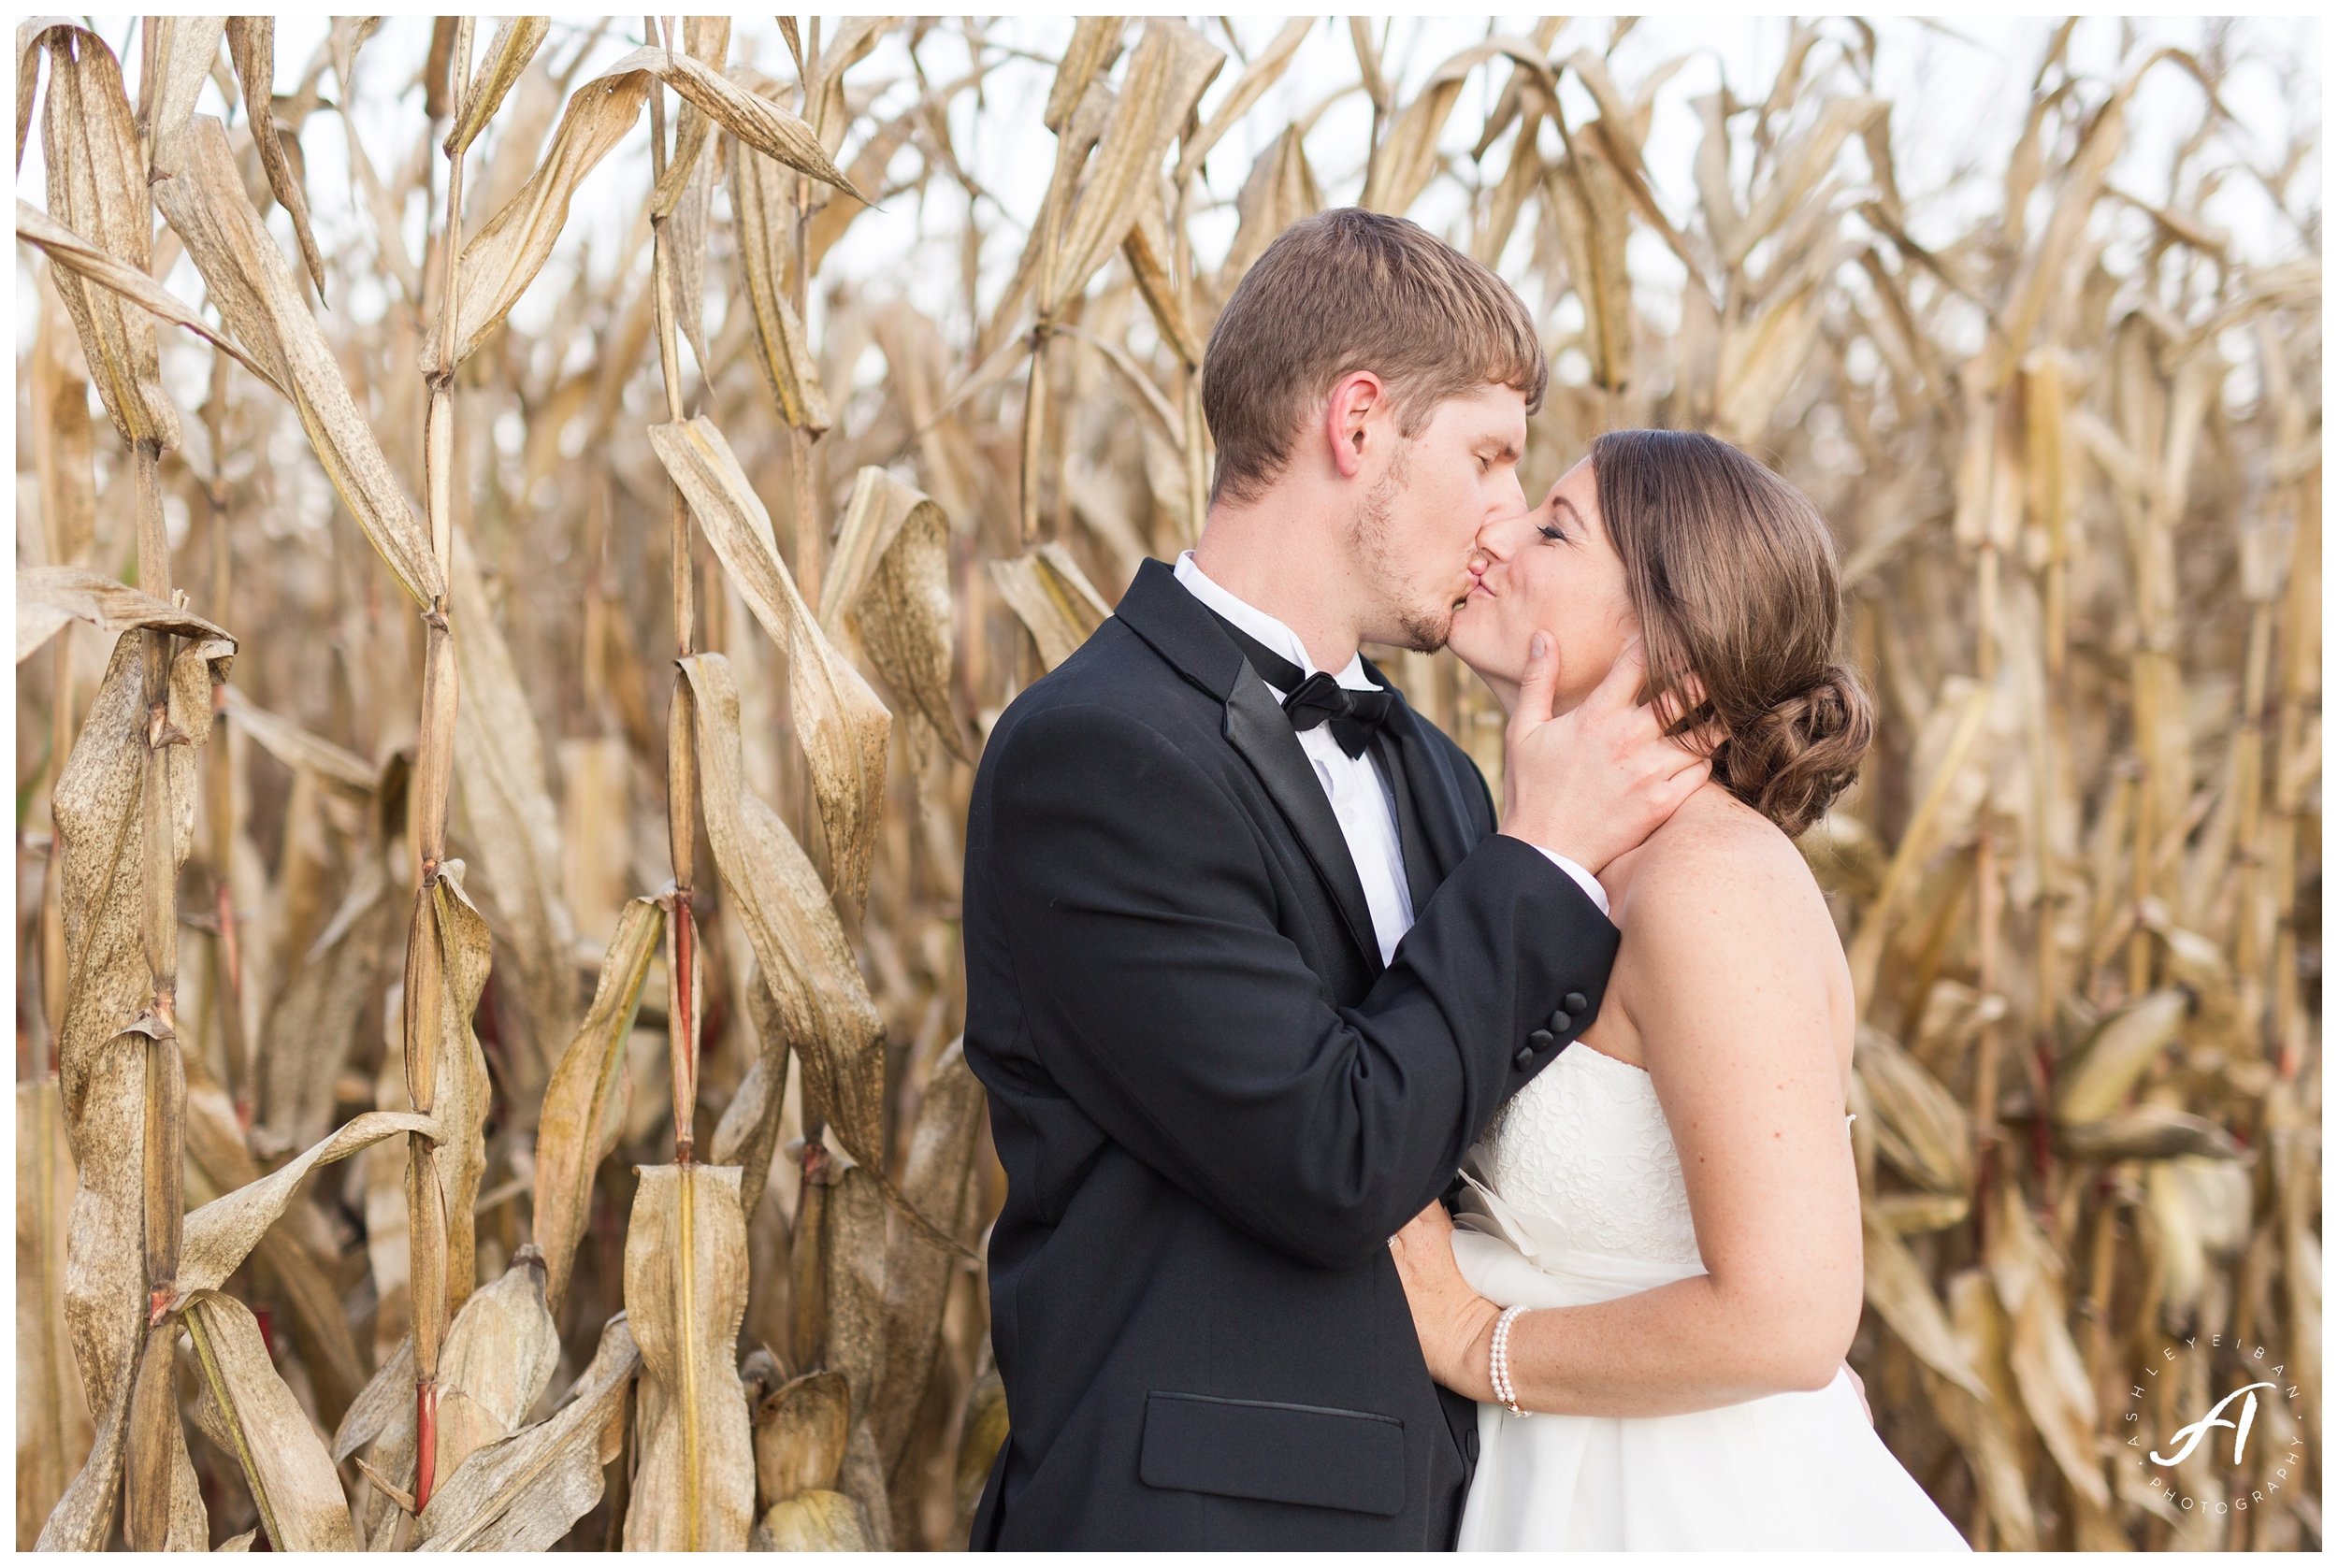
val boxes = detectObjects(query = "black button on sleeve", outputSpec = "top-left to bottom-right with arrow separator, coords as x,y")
1564,991 -> 1588,1015
1512,1045 -> 1537,1070
1548,1010 -> 1573,1034
1527,1029 -> 1555,1051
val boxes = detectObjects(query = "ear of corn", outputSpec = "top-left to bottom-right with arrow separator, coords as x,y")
14,16 -> 2317,1552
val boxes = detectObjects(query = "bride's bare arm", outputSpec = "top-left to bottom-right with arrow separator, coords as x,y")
1391,813 -> 1865,1417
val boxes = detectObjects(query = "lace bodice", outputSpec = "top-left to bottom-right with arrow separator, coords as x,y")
1472,1043 -> 1703,1267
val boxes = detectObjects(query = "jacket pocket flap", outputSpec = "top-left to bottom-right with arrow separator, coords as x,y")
1138,1391 -> 1406,1517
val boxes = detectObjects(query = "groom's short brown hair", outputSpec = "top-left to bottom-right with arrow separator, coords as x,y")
1201,208 -> 1548,507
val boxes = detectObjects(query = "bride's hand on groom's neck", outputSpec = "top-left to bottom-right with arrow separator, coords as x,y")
1499,634 -> 1715,876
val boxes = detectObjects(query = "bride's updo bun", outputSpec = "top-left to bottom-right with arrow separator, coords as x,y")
1587,430 -> 1874,838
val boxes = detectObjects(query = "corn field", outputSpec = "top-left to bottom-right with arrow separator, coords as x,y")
12,14 -> 2319,1553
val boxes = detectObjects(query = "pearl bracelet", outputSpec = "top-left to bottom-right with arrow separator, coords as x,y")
1489,1304 -> 1530,1417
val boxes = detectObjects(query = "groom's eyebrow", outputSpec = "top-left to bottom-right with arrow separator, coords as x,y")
1479,436 -> 1521,462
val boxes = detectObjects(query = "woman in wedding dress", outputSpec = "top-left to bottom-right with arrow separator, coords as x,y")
1390,429 -> 1969,1551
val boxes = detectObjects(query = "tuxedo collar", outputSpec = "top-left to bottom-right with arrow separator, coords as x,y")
1113,556 -> 1476,971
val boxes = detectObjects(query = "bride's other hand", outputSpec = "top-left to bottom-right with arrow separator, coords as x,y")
1389,1201 -> 1501,1403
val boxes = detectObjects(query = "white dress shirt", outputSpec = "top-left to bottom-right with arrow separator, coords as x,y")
1173,552 -> 1610,964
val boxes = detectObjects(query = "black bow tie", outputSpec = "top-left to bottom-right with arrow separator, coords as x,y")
1206,611 -> 1398,758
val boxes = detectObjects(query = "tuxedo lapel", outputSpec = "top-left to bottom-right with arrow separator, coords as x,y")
1220,680 -> 1384,971
1363,661 -> 1476,895
1114,559 -> 1384,973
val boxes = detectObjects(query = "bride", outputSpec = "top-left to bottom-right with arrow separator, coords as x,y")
1389,429 -> 1970,1551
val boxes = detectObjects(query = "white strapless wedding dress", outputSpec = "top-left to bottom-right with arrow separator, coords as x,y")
1449,1043 -> 1970,1551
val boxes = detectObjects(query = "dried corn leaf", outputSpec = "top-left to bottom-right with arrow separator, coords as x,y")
824,1164 -> 888,1426
535,896 -> 663,1310
423,58 -> 650,375
1939,1271 -> 2040,1551
13,201 -> 291,398
822,466 -> 964,758
708,960 -> 791,1224
755,1369 -> 849,1504
989,541 -> 1112,670
1853,1025 -> 1972,1194
1860,1209 -> 1990,1399
872,1042 -> 984,1466
1042,21 -> 1222,320
414,1315 -> 640,1552
417,861 -> 497,1318
254,854 -> 395,1158
26,268 -> 95,568
623,1163 -> 755,1551
17,1080 -> 94,1548
1044,17 -> 1124,134
153,115 -> 441,606
332,1335 -> 412,1466
630,42 -> 861,198
953,1370 -> 1008,1529
1363,39 -> 1552,216
181,1288 -> 358,1550
646,18 -> 730,219
447,524 -> 577,1105
224,18 -> 327,300
2058,1104 -> 2244,1161
143,17 -> 227,180
179,1109 -> 439,1300
2054,988 -> 2188,1123
675,649 -> 888,1173
219,685 -> 377,793
1984,1187 -> 2112,1509
131,1322 -> 209,1550
729,139 -> 831,433
1175,17 -> 1310,186
445,15 -> 548,155
181,1062 -> 368,1429
1868,1190 -> 1970,1235
15,565 -> 233,666
30,22 -> 180,447
428,41 -> 859,376
1543,137 -> 1636,392
651,415 -> 891,906
49,620 -> 227,1541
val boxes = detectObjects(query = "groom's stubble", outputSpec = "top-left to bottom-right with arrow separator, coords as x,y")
1350,438 -> 1452,655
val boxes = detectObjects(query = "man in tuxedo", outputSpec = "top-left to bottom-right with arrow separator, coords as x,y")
961,209 -> 1711,1548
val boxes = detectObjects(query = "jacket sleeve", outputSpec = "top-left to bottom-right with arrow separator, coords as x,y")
982,699 -> 1619,1270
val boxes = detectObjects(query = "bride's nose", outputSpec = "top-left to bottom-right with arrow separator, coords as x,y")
1474,509 -> 1526,564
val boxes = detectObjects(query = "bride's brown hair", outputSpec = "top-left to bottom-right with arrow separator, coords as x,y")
1588,429 -> 1873,837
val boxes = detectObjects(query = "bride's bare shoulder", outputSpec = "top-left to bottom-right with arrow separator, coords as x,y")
1607,786 -> 1807,900
1588,787 -> 1852,1072
1607,786 -> 1842,971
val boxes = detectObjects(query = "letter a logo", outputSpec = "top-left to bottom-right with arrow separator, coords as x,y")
2151,1383 -> 2276,1467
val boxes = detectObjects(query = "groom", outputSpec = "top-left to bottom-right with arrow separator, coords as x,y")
961,209 -> 1710,1549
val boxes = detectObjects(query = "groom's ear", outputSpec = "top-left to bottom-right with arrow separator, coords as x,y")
1323,370 -> 1386,481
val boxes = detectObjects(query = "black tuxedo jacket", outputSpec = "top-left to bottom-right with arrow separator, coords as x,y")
961,557 -> 1619,1549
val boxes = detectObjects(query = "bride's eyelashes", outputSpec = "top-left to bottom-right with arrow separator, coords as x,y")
1537,517 -> 1569,544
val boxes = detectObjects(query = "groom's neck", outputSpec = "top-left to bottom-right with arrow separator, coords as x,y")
1191,503 -> 1365,673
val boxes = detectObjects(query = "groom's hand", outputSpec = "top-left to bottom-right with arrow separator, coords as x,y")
1500,632 -> 1714,876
